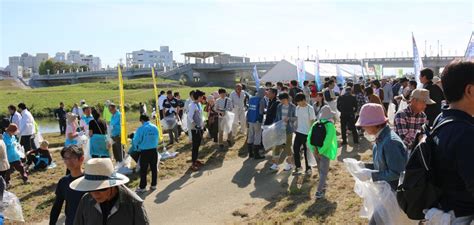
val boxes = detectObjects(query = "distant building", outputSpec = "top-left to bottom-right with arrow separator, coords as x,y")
80,55 -> 102,71
8,53 -> 48,77
126,46 -> 174,68
66,50 -> 82,64
54,52 -> 66,62
213,54 -> 250,64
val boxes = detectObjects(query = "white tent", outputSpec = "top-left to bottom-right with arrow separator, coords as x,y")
260,59 -> 364,82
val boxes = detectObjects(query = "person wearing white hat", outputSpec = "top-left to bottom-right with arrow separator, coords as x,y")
394,88 -> 434,150
71,158 -> 149,225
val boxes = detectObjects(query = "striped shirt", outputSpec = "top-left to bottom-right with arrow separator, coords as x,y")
394,106 -> 427,149
214,97 -> 233,113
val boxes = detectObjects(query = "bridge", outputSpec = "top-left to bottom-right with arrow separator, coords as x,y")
30,55 -> 462,87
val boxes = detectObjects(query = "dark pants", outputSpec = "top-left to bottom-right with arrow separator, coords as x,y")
59,119 -> 67,135
168,126 -> 179,144
112,136 -> 124,162
26,154 -> 48,170
293,132 -> 309,170
191,129 -> 203,163
139,150 -> 158,189
207,119 -> 218,142
130,151 -> 140,164
20,135 -> 36,152
5,161 -> 28,184
340,114 -> 359,143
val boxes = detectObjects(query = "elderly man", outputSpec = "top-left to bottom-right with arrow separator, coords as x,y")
71,158 -> 149,224
394,89 -> 434,150
229,83 -> 247,137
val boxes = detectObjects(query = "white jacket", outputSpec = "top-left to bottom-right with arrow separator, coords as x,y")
19,109 -> 35,136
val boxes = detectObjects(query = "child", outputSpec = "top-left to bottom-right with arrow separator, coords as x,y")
2,124 -> 28,185
205,95 -> 218,143
270,93 -> 296,172
26,140 -> 52,170
214,89 -> 233,151
0,132 -> 10,182
293,93 -> 316,175
307,106 -> 338,199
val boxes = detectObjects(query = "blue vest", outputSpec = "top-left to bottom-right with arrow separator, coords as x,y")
247,96 -> 263,123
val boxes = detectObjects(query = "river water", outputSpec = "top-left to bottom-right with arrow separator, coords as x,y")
36,118 -> 61,134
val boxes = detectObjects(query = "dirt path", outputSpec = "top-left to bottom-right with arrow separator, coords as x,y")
143,153 -> 295,225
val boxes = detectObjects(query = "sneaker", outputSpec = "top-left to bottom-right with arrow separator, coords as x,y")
283,163 -> 294,171
150,185 -> 157,191
136,188 -> 147,193
269,163 -> 279,172
315,191 -> 325,199
305,169 -> 312,176
292,168 -> 302,175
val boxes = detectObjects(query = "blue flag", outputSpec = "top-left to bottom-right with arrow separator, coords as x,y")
296,59 -> 306,88
412,33 -> 424,88
252,65 -> 260,91
464,31 -> 474,61
314,56 -> 322,91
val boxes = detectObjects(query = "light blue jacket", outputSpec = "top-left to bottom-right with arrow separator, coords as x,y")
275,103 -> 297,134
110,111 -> 121,137
2,132 -> 20,163
132,121 -> 159,151
370,125 -> 408,190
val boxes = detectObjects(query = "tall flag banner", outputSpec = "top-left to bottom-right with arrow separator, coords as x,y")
252,65 -> 260,91
117,66 -> 128,146
314,56 -> 322,91
336,64 -> 345,85
412,33 -> 424,88
360,59 -> 366,82
464,31 -> 474,61
296,59 -> 306,88
151,67 -> 164,142
374,65 -> 383,79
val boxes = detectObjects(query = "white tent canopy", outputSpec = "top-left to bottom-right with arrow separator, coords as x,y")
260,59 -> 364,82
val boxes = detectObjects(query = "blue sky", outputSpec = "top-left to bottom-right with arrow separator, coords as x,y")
1,0 -> 472,68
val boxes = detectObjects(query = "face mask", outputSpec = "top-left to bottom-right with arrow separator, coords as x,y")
364,132 -> 377,142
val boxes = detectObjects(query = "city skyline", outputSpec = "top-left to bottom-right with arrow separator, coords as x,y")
1,0 -> 472,68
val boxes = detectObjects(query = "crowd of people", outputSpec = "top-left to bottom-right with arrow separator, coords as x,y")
0,59 -> 472,224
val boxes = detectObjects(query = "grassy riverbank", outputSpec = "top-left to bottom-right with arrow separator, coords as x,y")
0,77 -> 220,118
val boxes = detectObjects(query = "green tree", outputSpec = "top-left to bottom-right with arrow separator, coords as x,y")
39,59 -> 54,75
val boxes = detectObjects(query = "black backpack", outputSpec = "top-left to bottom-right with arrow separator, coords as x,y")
396,116 -> 468,220
310,120 -> 329,147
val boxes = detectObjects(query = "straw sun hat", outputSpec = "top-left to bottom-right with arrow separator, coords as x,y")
70,158 -> 129,192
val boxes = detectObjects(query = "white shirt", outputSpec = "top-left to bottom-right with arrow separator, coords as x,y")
295,105 -> 316,135
158,95 -> 167,110
10,111 -> 22,127
19,109 -> 35,136
230,91 -> 246,109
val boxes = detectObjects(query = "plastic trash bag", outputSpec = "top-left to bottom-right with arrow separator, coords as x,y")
306,148 -> 317,167
262,120 -> 286,150
387,103 -> 396,124
1,191 -> 24,222
33,132 -> 43,150
397,100 -> 408,114
221,111 -> 235,135
181,112 -> 188,132
116,154 -> 133,175
343,158 -> 417,225
424,208 -> 453,225
14,143 -> 25,159
161,116 -> 177,130
160,151 -> 179,161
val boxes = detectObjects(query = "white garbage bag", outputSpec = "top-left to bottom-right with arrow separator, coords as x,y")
161,116 -> 177,130
397,100 -> 408,114
2,191 -> 24,222
424,208 -> 453,225
222,111 -> 235,135
33,132 -> 43,149
14,143 -> 25,159
343,158 -> 417,225
387,103 -> 396,124
261,120 -> 286,150
306,148 -> 317,167
181,112 -> 188,132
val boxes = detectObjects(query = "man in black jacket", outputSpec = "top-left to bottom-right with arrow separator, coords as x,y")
54,102 -> 67,135
420,68 -> 445,127
432,60 -> 474,222
264,88 -> 280,126
289,80 -> 303,104
337,87 -> 359,145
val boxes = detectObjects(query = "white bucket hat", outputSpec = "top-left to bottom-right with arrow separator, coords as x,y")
319,105 -> 336,120
70,158 -> 129,192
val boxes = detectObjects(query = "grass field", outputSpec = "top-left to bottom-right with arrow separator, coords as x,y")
0,77 -> 222,118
